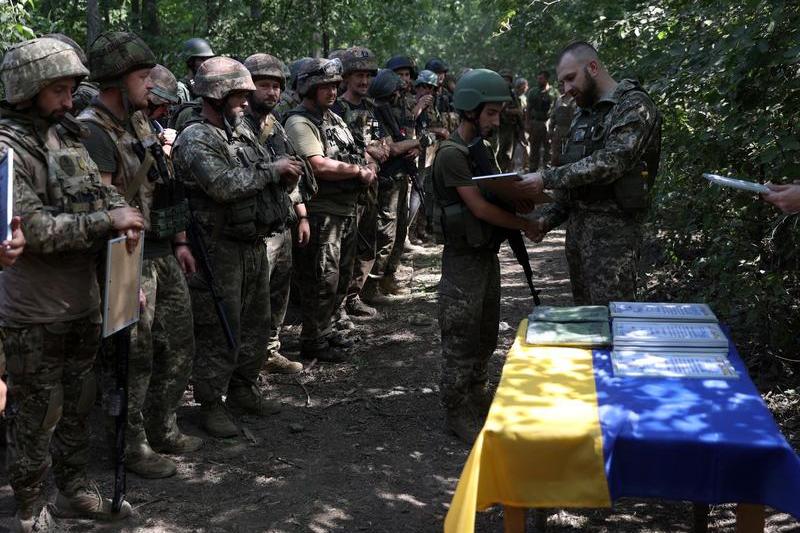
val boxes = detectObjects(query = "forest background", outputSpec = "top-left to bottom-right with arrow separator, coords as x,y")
1,0 -> 799,387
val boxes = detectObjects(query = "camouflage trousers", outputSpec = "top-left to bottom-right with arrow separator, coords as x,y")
496,126 -> 517,173
371,178 -> 403,277
2,319 -> 99,512
188,238 -> 270,404
295,213 -> 357,346
386,176 -> 410,275
528,120 -> 549,171
266,228 -> 293,358
103,255 -> 195,448
437,246 -> 501,408
565,209 -> 642,306
347,199 -> 378,299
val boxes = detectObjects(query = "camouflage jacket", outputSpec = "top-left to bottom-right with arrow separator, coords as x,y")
72,81 -> 99,117
274,89 -> 301,124
526,85 -> 558,122
541,79 -> 661,227
0,106 -> 126,324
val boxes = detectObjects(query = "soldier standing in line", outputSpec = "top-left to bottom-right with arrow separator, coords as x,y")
176,37 -> 216,104
80,32 -> 202,477
525,42 -> 662,306
284,58 -> 377,362
0,217 -> 25,416
526,70 -> 559,171
495,69 -> 526,172
549,83 -> 576,166
172,57 -> 301,437
0,37 -> 145,529
242,53 -> 314,375
42,33 -> 98,116
430,69 -> 540,443
274,57 -> 312,123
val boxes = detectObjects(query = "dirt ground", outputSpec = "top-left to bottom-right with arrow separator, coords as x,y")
1,230 -> 799,532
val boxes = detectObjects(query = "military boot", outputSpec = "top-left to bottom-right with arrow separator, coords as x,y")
227,385 -> 281,416
10,507 -> 51,533
50,485 -> 131,521
360,278 -> 391,305
345,294 -> 378,318
380,273 -> 410,296
334,307 -> 356,330
445,403 -> 478,444
150,432 -> 204,455
404,238 -> 425,253
263,353 -> 303,374
201,401 -> 239,438
469,383 -> 495,420
125,434 -> 177,478
300,340 -> 349,363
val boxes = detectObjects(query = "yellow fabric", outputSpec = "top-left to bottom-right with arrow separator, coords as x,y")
445,320 -> 611,533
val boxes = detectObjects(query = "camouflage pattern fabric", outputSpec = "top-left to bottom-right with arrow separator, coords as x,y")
564,210 -> 641,305
384,175 -> 409,275
0,38 -> 88,104
274,89 -> 301,123
72,81 -> 99,116
371,179 -> 403,276
266,228 -> 293,358
437,247 -> 500,408
3,320 -> 100,513
293,213 -> 357,347
528,119 -> 548,171
87,31 -> 155,85
496,93 -> 524,172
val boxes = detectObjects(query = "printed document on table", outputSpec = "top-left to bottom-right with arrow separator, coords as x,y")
612,320 -> 728,347
529,305 -> 609,323
612,350 -> 739,378
609,302 -> 717,322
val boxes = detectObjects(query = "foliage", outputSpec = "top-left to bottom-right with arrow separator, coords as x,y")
3,0 -> 799,382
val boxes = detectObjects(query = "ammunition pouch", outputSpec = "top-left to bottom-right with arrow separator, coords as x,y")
150,200 -> 189,239
440,202 -> 497,249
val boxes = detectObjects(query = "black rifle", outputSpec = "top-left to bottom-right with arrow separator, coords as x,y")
109,326 -> 130,513
467,137 -> 541,306
186,211 -> 238,350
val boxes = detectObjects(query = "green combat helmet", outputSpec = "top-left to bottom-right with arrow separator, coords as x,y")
295,57 -> 343,97
288,57 -> 313,91
193,56 -> 255,100
425,58 -> 449,74
414,69 -> 438,88
181,37 -> 215,67
42,33 -> 88,66
340,46 -> 378,76
244,53 -> 286,89
452,68 -> 512,111
0,37 -> 89,104
386,55 -> 417,78
368,69 -> 402,100
148,64 -> 180,105
88,31 -> 156,87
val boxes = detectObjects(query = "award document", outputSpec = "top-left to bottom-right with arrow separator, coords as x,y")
612,350 -> 738,379
526,320 -> 611,347
1,148 -> 13,241
609,302 -> 717,322
530,305 -> 609,323
102,235 -> 144,338
612,320 -> 729,350
702,173 -> 770,194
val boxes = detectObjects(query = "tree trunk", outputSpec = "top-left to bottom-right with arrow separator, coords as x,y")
130,0 -> 141,31
86,0 -> 102,45
142,0 -> 160,36
249,0 -> 262,20
206,0 -> 221,33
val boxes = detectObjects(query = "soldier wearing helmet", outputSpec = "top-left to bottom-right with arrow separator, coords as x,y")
329,46 -> 392,319
79,31 -> 203,479
274,57 -> 312,122
43,33 -> 99,115
430,69 -> 541,443
172,56 -> 300,437
145,64 -> 181,155
284,57 -> 377,362
176,37 -> 216,103
425,57 -> 459,138
0,37 -> 146,528
495,68 -> 527,173
242,52 -> 312,376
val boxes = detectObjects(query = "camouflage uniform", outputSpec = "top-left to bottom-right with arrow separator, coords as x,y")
495,71 -> 524,172
540,79 -> 661,306
526,84 -> 558,171
274,89 -> 301,124
0,38 -> 132,523
173,58 -> 289,425
72,81 -> 99,116
549,94 -> 576,166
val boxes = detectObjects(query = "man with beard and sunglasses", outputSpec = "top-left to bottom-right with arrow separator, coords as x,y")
523,41 -> 662,306
0,37 -> 145,530
242,53 -> 314,376
172,57 -> 301,437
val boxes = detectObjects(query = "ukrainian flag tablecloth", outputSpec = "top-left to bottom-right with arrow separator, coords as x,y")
445,320 -> 800,533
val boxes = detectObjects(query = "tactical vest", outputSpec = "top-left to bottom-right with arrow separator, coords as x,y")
429,139 -> 503,250
560,81 -> 662,213
0,115 -> 112,219
179,121 -> 289,241
528,87 -> 554,121
285,106 -> 366,194
257,114 -> 318,203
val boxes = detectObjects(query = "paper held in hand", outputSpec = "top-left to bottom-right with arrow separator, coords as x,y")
1,148 -> 13,241
702,173 -> 771,194
471,172 -> 553,203
102,235 -> 144,338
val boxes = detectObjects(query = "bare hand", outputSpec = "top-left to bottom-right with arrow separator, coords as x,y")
139,288 -> 146,313
514,198 -> 537,214
515,173 -> 545,198
275,157 -> 303,184
0,378 -> 6,415
367,144 -> 390,163
174,244 -> 197,274
414,95 -> 433,115
296,217 -> 311,247
109,207 -> 145,232
124,229 -> 142,254
1,216 -> 25,267
524,218 -> 546,243
762,183 -> 800,214
358,167 -> 377,186
159,128 -> 177,146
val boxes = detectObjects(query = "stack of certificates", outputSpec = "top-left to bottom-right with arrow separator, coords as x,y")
525,306 -> 612,347
609,302 -> 737,378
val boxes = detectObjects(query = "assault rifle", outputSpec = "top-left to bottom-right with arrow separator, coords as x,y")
110,327 -> 130,513
467,137 -> 541,306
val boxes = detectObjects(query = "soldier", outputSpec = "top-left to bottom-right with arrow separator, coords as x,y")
274,57 -> 312,123
425,58 -> 458,131
526,42 -> 662,305
0,37 -> 144,528
80,32 -> 201,478
172,57 -> 300,437
242,53 -> 312,375
549,83 -> 576,166
146,64 -> 181,152
526,69 -> 559,171
0,216 -> 24,416
495,69 -> 526,172
42,33 -> 98,116
176,37 -> 216,103
364,69 -> 420,299
430,69 -> 540,443
330,47 -> 387,318
284,58 -> 377,362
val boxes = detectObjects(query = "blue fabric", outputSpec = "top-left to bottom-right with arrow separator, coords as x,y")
593,334 -> 800,518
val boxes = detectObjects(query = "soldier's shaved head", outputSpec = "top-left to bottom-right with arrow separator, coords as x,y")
557,41 -> 599,66
555,40 -> 616,108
